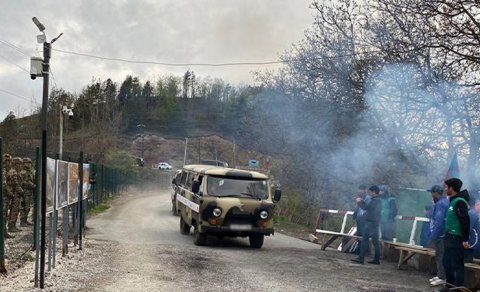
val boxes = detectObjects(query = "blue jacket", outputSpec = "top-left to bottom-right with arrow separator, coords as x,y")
468,209 -> 480,249
429,196 -> 449,241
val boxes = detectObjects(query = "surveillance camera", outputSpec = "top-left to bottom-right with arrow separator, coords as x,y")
31,74 -> 37,80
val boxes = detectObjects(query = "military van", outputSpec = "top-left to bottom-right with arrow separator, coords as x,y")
173,164 -> 281,248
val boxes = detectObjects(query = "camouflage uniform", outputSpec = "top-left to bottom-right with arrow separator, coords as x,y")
2,154 -> 14,238
7,157 -> 24,232
20,158 -> 35,226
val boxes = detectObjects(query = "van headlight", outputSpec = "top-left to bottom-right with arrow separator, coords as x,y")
259,210 -> 268,219
213,207 -> 222,217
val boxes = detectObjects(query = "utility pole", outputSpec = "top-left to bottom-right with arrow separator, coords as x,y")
59,108 -> 63,160
183,137 -> 188,165
59,105 -> 74,160
31,17 -> 62,289
0,138 -> 5,275
137,124 -> 146,163
233,140 -> 236,167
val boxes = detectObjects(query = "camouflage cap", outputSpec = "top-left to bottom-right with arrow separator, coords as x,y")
23,157 -> 32,163
3,154 -> 12,162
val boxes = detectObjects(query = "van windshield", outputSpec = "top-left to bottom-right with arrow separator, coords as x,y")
207,176 -> 268,199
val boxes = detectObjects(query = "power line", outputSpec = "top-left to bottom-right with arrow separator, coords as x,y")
0,38 -> 414,68
51,47 -> 413,67
0,54 -> 29,73
0,88 -> 38,104
0,39 -> 29,56
52,48 -> 285,67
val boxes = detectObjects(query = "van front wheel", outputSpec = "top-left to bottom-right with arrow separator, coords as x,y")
249,234 -> 264,248
193,226 -> 207,246
180,216 -> 190,235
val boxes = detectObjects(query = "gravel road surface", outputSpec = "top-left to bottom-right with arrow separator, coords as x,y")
87,189 -> 431,292
1,188 -> 432,291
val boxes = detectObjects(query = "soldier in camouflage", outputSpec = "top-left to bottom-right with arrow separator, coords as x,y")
20,158 -> 35,227
3,154 -> 14,238
7,157 -> 24,232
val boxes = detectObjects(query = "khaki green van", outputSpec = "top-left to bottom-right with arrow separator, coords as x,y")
173,164 -> 281,248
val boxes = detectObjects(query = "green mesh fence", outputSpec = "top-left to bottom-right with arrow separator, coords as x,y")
395,188 -> 432,244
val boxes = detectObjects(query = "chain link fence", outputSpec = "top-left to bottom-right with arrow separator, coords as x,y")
0,138 -> 131,289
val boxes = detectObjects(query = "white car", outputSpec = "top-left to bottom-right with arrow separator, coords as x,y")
158,162 -> 173,170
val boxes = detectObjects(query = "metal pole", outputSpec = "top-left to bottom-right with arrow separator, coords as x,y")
78,151 -> 83,250
73,202 -> 77,246
62,206 -> 68,256
40,40 -> 51,289
34,147 -> 40,287
198,138 -> 201,162
33,147 -> 40,247
141,134 -> 144,160
233,141 -> 236,167
183,137 -> 188,165
0,138 -> 6,275
48,157 -> 57,271
52,155 -> 59,269
59,110 -> 63,160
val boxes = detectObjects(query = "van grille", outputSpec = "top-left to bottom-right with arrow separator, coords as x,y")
223,208 -> 255,226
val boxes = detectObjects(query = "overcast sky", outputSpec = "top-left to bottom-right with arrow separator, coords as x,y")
0,0 -> 314,119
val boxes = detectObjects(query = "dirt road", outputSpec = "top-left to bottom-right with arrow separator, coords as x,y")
76,189 -> 430,292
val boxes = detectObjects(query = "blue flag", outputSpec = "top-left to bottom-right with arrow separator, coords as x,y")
445,152 -> 460,180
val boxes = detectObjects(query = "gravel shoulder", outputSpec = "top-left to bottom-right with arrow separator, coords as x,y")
1,188 -> 432,291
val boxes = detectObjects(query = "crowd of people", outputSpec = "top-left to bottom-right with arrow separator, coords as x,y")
349,178 -> 480,291
2,153 -> 36,239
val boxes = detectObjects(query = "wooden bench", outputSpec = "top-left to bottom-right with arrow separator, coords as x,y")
315,229 -> 360,251
463,263 -> 480,290
394,244 -> 435,269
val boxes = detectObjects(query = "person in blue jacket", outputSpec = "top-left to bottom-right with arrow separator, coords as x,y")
427,185 -> 449,286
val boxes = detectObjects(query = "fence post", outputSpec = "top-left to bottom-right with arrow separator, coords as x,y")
48,157 -> 58,271
33,147 -> 40,247
340,212 -> 349,234
34,147 -> 40,286
78,152 -> 83,250
409,218 -> 419,245
0,138 -> 6,275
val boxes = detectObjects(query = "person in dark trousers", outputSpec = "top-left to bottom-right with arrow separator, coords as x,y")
427,184 -> 449,286
352,185 -> 382,265
379,185 -> 398,241
438,178 -> 470,292
352,184 -> 369,254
